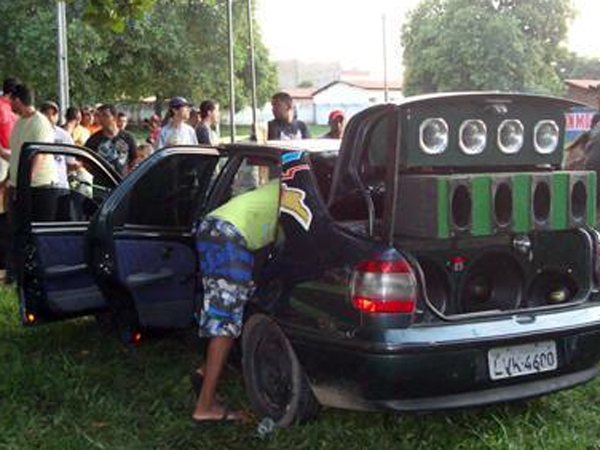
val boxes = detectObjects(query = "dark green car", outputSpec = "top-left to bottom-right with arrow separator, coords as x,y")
15,92 -> 600,427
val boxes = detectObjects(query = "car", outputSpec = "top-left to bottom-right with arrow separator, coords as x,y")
15,92 -> 600,426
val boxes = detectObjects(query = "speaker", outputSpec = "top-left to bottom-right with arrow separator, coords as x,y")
568,171 -> 596,228
396,174 -> 491,238
530,173 -> 557,231
447,176 -> 473,237
490,175 -> 513,234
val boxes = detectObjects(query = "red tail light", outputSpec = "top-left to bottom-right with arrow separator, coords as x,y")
351,256 -> 418,314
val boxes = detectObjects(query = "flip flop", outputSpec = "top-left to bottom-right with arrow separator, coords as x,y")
191,408 -> 244,426
189,370 -> 204,397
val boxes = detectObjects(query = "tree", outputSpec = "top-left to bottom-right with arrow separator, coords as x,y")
0,0 -> 277,111
401,0 -> 575,96
556,52 -> 600,80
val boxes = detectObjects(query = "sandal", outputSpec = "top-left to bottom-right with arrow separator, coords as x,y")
191,407 -> 245,426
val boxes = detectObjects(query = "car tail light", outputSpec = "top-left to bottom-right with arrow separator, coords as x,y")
351,254 -> 418,314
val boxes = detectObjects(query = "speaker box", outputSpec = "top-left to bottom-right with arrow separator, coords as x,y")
395,171 -> 595,239
396,174 -> 493,238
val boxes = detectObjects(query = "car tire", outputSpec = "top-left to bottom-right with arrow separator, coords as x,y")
242,313 -> 319,426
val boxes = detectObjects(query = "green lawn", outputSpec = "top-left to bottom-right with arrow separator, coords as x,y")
2,286 -> 600,449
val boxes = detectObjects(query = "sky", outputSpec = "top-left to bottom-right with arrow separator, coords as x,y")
256,0 -> 600,81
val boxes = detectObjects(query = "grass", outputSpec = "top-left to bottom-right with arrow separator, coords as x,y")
3,286 -> 600,449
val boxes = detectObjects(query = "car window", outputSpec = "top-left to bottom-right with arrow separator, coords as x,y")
27,151 -> 115,223
307,150 -> 338,202
216,156 -> 280,208
113,154 -> 218,228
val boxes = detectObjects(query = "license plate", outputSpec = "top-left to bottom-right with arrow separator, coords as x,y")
488,341 -> 557,380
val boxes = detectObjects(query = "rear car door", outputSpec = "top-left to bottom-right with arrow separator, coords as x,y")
16,143 -> 120,325
88,147 -> 221,330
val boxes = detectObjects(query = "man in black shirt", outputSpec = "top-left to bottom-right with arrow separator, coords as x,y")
267,92 -> 310,141
85,104 -> 136,176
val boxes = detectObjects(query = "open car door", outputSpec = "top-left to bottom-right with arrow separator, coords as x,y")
88,146 -> 221,330
16,143 -> 120,325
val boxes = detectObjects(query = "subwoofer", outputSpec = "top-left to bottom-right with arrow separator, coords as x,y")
458,251 -> 524,313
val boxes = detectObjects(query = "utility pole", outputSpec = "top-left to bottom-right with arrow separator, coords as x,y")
227,0 -> 236,143
247,0 -> 258,140
382,13 -> 389,103
57,0 -> 70,119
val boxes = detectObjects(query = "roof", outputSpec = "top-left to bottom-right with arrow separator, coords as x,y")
265,139 -> 341,153
564,79 -> 600,91
312,80 -> 402,96
286,88 -> 315,100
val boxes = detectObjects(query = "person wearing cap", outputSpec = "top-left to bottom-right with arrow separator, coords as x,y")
85,103 -> 137,176
267,92 -> 310,141
321,109 -> 345,139
157,96 -> 198,149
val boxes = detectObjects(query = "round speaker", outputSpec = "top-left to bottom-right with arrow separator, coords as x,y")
419,259 -> 450,314
527,270 -> 579,308
494,182 -> 513,227
451,184 -> 471,230
459,252 -> 523,313
533,181 -> 551,224
570,180 -> 587,222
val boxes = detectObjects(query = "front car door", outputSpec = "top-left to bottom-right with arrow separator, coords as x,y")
16,143 -> 120,325
89,145 -> 281,333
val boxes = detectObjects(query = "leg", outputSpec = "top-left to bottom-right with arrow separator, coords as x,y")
192,336 -> 244,421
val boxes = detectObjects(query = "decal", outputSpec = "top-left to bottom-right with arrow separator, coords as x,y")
282,151 -> 304,165
281,183 -> 313,231
282,164 -> 310,181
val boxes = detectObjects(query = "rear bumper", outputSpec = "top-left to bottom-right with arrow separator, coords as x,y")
285,304 -> 600,412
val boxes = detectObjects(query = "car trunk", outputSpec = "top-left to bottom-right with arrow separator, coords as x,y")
394,229 -> 596,320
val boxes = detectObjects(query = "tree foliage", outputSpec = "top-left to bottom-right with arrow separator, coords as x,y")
0,0 -> 277,111
401,0 -> 575,96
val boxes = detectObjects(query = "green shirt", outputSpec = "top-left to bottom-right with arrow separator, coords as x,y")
9,111 -> 55,185
208,181 -> 279,251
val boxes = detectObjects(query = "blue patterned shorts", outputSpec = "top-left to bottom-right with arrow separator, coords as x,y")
195,217 -> 254,338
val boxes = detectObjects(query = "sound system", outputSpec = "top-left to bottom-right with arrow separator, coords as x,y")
395,171 -> 596,238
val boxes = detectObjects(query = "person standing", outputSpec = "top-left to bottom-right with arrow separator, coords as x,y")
321,110 -> 345,139
63,106 -> 90,147
116,111 -> 129,132
0,77 -> 19,279
195,100 -> 220,146
267,92 -> 310,141
9,84 -> 57,221
40,101 -> 73,191
85,104 -> 137,176
158,97 -> 198,148
0,78 -> 19,165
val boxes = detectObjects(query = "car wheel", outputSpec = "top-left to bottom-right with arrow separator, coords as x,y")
242,313 -> 319,426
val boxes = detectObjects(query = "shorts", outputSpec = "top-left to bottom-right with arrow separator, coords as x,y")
195,217 -> 254,338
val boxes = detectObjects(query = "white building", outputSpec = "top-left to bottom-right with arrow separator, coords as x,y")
231,80 -> 403,125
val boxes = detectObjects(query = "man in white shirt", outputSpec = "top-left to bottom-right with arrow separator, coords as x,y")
158,97 -> 198,148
